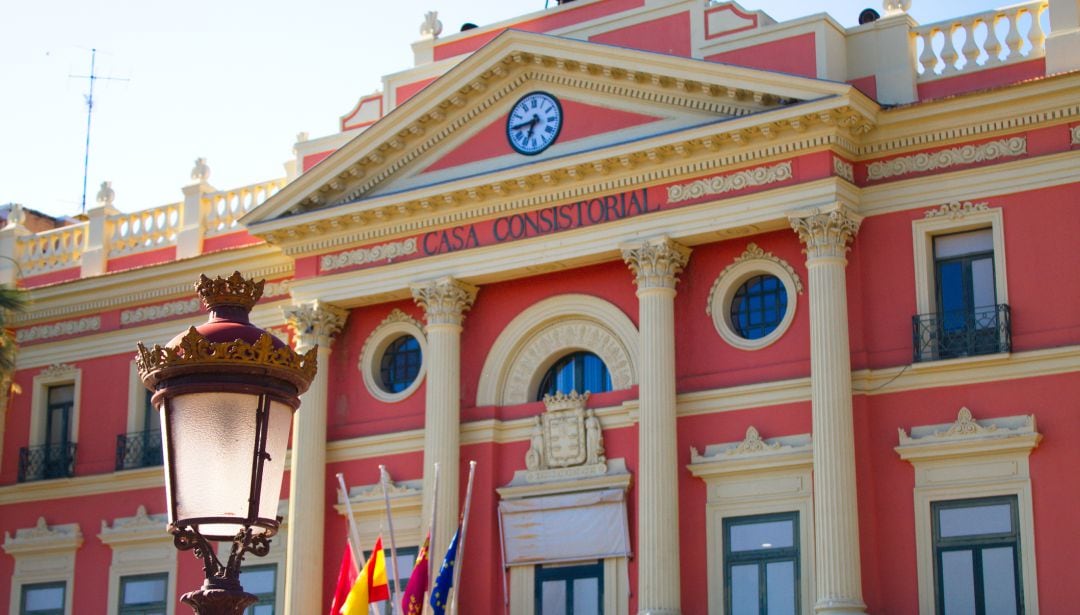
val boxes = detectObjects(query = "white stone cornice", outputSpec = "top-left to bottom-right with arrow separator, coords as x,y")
410,276 -> 478,327
688,432 -> 812,477
2,517 -> 83,556
621,236 -> 691,290
896,407 -> 1041,461
284,300 -> 348,351
788,204 -> 862,260
98,505 -> 169,546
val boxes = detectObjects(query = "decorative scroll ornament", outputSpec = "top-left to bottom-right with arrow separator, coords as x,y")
935,407 -> 998,439
525,392 -> 607,483
262,279 -> 291,298
712,243 -> 804,297
833,157 -> 854,182
16,316 -> 101,343
320,237 -> 418,272
789,206 -> 862,259
121,298 -> 201,325
666,161 -> 792,203
411,277 -> 478,327
622,237 -> 691,290
726,426 -> 782,456
1072,125 -> 1080,145
39,363 -> 78,379
867,137 -> 1026,180
284,301 -> 348,350
924,201 -> 990,220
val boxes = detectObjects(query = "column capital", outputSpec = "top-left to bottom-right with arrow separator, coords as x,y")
621,237 -> 691,291
410,276 -> 478,327
284,300 -> 348,353
788,204 -> 863,261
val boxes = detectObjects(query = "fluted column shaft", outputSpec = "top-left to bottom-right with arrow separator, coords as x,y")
623,237 -> 691,615
789,206 -> 867,615
411,277 -> 478,557
282,301 -> 347,615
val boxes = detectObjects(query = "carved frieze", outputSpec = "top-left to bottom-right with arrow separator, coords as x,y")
924,201 -> 990,220
1071,125 -> 1080,145
866,136 -> 1026,180
524,392 -> 607,483
833,157 -> 854,182
666,161 -> 792,203
38,363 -> 79,379
16,316 -> 101,343
320,237 -> 419,272
121,298 -> 201,325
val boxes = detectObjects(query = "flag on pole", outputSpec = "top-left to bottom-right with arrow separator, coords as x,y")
329,541 -> 360,615
429,528 -> 460,615
341,537 -> 390,615
401,532 -> 430,615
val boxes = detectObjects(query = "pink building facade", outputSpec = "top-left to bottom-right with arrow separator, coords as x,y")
3,1 -> 1080,614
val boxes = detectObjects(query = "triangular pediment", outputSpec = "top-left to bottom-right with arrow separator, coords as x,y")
244,29 -> 865,233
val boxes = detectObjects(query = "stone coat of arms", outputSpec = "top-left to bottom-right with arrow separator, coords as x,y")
525,391 -> 606,481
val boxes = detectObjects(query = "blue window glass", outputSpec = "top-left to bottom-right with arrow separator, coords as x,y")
241,565 -> 276,615
730,275 -> 788,340
379,335 -> 422,393
536,352 -> 612,400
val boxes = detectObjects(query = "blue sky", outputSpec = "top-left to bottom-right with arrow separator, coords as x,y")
0,0 -> 1011,218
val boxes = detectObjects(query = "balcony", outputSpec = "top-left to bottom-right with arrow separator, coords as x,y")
115,430 -> 163,471
912,304 -> 1011,363
18,442 -> 77,482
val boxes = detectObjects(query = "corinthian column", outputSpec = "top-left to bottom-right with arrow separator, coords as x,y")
410,277 -> 478,557
622,236 -> 691,615
788,205 -> 867,615
282,300 -> 347,615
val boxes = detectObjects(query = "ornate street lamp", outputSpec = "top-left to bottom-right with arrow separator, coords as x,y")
136,272 -> 316,615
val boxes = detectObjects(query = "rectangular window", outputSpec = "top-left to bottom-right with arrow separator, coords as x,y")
241,565 -> 277,615
723,512 -> 799,615
377,546 -> 419,615
933,496 -> 1023,615
535,560 -> 603,615
119,573 -> 168,615
20,581 -> 65,615
42,384 -> 75,479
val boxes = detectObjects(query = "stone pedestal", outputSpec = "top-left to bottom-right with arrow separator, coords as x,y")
789,206 -> 867,615
411,277 -> 478,557
622,237 -> 690,615
282,301 -> 347,615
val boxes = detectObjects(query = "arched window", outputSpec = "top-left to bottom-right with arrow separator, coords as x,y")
536,351 -> 612,400
379,335 -> 422,393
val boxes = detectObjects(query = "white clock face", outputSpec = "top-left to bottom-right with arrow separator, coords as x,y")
506,92 -> 563,155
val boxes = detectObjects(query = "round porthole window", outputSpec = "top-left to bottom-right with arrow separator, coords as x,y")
707,244 -> 802,351
361,310 -> 428,402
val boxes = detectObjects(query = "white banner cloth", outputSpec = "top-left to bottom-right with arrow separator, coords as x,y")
499,488 -> 631,566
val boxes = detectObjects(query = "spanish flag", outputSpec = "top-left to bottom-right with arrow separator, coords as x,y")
341,536 -> 390,615
401,532 -> 430,615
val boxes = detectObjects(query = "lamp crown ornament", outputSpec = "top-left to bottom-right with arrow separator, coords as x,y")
196,271 -> 264,311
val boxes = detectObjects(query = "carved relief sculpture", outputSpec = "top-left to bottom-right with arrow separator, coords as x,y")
524,391 -> 607,482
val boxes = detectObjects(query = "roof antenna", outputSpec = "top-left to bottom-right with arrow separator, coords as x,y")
69,48 -> 128,215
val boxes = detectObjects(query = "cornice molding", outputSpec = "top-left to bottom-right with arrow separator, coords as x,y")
98,505 -> 170,546
896,407 -> 1041,461
2,517 -> 83,556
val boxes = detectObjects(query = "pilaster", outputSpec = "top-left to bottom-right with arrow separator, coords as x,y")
788,204 -> 867,615
621,237 -> 690,615
281,300 -> 347,615
410,277 -> 478,558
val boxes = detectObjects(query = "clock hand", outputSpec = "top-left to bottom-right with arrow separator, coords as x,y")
510,115 -> 540,131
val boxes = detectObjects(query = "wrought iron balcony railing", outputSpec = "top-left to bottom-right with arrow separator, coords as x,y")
912,303 -> 1011,363
18,442 -> 77,482
116,429 -> 163,471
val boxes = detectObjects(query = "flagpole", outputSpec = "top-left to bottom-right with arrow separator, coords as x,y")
424,462 -> 439,615
379,465 -> 404,615
496,504 -> 510,615
336,472 -> 364,571
449,460 -> 477,615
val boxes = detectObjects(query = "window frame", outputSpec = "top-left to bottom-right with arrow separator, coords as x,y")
931,496 -> 1023,615
118,572 -> 169,615
4,519 -> 81,615
707,248 -> 802,351
722,511 -> 800,615
30,364 -> 81,450
240,564 -> 277,615
534,560 -> 604,615
19,581 -> 66,615
359,310 -> 428,403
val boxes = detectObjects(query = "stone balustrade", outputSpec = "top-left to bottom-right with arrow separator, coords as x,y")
15,224 -> 87,277
913,1 -> 1048,81
108,202 -> 181,257
10,177 -> 285,281
203,178 -> 286,236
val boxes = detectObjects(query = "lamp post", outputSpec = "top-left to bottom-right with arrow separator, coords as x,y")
136,272 -> 317,615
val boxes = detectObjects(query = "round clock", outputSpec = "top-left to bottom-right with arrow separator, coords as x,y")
506,91 -> 563,155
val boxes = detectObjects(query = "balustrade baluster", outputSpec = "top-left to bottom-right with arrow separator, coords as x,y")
961,21 -> 981,69
1004,9 -> 1024,61
940,24 -> 960,74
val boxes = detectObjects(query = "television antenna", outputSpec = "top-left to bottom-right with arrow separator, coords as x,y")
69,48 -> 128,214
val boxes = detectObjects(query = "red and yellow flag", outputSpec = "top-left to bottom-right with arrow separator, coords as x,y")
329,541 -> 359,615
401,532 -> 431,615
341,536 -> 390,615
